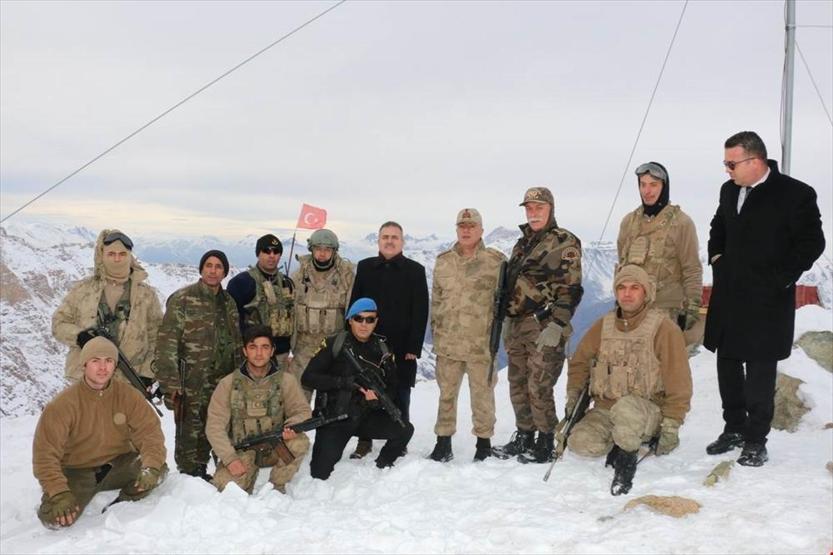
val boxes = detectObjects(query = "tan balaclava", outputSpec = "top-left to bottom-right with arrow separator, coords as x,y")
102,240 -> 131,281
613,264 -> 656,309
80,336 -> 118,368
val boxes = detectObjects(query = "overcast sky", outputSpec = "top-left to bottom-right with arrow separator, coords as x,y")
1,0 -> 831,251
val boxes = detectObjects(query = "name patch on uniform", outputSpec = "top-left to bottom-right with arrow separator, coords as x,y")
562,247 -> 580,261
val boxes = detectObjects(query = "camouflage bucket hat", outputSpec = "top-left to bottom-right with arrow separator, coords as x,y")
519,187 -> 554,206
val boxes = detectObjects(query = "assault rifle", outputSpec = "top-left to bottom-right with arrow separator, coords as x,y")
543,383 -> 591,481
77,328 -> 163,417
234,413 -> 348,463
487,260 -> 509,384
342,347 -> 407,428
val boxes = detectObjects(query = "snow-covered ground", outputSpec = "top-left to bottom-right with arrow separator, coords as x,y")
1,307 -> 832,554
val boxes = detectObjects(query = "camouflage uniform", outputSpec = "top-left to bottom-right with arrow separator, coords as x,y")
566,302 -> 692,456
206,364 -> 311,493
618,205 -> 703,346
505,217 -> 583,434
289,253 -> 354,390
432,240 -> 506,438
52,229 -> 163,381
155,280 -> 243,474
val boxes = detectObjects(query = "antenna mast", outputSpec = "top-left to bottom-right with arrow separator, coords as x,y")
782,0 -> 796,175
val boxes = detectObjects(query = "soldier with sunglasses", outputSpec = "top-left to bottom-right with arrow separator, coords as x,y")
617,161 -> 704,348
53,229 -> 163,387
301,298 -> 415,480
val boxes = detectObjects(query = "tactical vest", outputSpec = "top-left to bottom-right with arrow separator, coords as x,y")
590,309 -> 665,401
620,205 -> 682,305
243,267 -> 294,337
296,258 -> 351,335
97,279 -> 132,344
230,368 -> 285,445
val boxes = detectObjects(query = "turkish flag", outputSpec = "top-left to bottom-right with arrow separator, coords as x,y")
297,203 -> 327,230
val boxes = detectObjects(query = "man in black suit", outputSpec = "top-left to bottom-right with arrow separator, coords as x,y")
704,131 -> 825,466
348,221 -> 429,459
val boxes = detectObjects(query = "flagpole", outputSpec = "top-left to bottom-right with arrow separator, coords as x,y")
285,229 -> 298,276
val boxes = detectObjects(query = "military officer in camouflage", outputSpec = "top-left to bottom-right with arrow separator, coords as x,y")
566,264 -> 692,495
155,249 -> 243,480
227,234 -> 295,367
206,325 -> 311,494
428,208 -> 506,463
52,229 -> 163,385
290,229 -> 355,397
617,162 -> 703,347
494,187 -> 583,464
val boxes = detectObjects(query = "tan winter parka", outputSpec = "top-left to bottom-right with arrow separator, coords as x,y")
52,229 -> 163,380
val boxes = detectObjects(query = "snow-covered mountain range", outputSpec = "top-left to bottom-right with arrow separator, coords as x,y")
1,220 -> 830,417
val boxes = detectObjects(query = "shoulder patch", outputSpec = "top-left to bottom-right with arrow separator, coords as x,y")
562,247 -> 580,261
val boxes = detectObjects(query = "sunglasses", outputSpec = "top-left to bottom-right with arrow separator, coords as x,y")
723,157 -> 757,171
102,231 -> 134,250
351,315 -> 378,324
261,247 -> 281,255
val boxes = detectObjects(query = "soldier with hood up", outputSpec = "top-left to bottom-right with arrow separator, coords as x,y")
617,162 -> 703,347
565,264 -> 692,496
52,229 -> 163,385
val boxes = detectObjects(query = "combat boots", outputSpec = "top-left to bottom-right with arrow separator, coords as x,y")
428,436 -> 454,463
737,442 -> 768,467
350,439 -> 373,460
604,445 -> 621,468
610,449 -> 638,496
706,432 -> 744,455
182,464 -> 212,483
518,432 -> 554,464
492,430 -> 535,460
473,437 -> 492,462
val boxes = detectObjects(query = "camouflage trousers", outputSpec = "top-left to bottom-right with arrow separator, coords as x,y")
505,315 -> 566,434
175,381 -> 220,474
433,356 -> 496,438
567,395 -> 662,456
289,333 -> 325,401
37,452 -> 168,527
212,434 -> 310,493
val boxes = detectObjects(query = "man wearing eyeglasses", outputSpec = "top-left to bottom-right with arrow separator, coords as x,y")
53,229 -> 163,386
704,131 -> 825,467
617,161 -> 703,348
227,234 -> 295,368
302,298 -> 415,479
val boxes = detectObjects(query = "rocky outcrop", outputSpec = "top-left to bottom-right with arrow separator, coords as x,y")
796,331 -> 833,373
624,495 -> 701,518
772,372 -> 810,432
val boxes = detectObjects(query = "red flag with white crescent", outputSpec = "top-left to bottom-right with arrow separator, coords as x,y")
297,203 -> 327,230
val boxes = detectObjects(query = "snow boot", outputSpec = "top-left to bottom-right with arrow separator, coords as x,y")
737,442 -> 768,467
604,445 -> 621,468
428,436 -> 454,463
473,437 -> 492,462
182,464 -> 212,483
518,432 -> 554,464
610,449 -> 638,496
492,430 -> 535,460
706,432 -> 744,455
350,439 -> 373,460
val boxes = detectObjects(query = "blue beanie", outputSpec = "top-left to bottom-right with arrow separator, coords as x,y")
346,297 -> 378,320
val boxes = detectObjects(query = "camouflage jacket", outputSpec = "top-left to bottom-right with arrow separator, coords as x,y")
506,220 -> 583,331
154,280 -> 243,395
52,229 -> 163,380
431,240 -> 507,362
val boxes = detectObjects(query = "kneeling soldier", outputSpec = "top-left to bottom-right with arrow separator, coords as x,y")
302,298 -> 415,480
565,265 -> 692,495
206,325 -> 311,494
33,337 -> 167,528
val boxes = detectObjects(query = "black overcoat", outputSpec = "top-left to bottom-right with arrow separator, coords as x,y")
350,253 -> 429,386
704,160 -> 825,361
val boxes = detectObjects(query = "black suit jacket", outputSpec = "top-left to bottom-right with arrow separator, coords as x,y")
704,160 -> 825,361
350,253 -> 429,386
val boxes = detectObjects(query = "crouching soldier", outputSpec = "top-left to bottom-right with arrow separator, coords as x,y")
206,325 -> 312,494
33,337 -> 167,528
302,298 -> 415,480
565,265 -> 692,495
